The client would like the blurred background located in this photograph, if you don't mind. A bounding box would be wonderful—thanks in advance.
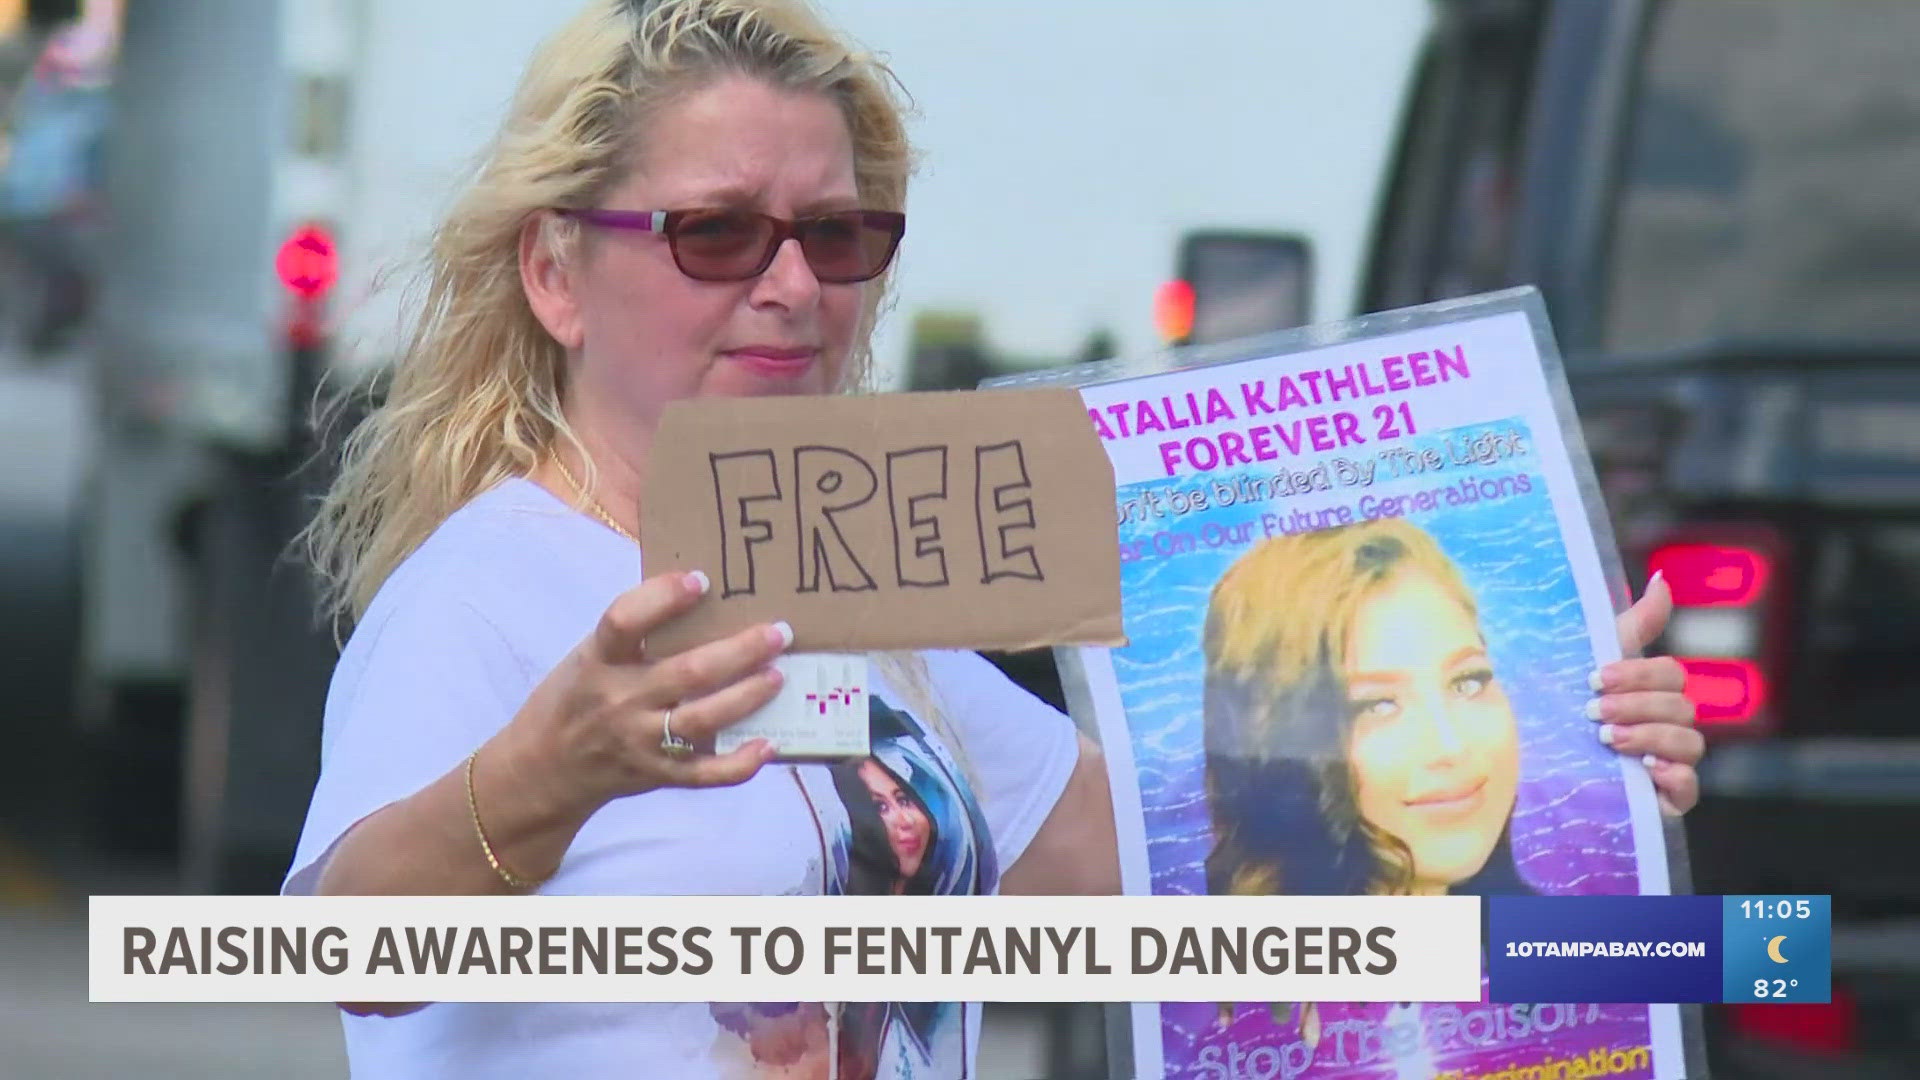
[1,0,1917,1076]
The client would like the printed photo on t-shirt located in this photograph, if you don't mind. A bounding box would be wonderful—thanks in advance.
[707,693,998,1080]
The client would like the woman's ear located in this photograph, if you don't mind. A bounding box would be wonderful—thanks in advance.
[520,212,586,350]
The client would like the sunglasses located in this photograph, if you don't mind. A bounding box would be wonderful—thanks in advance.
[557,206,907,283]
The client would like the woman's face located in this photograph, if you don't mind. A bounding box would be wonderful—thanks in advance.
[1342,568,1521,892]
[858,759,930,881]
[545,75,866,438]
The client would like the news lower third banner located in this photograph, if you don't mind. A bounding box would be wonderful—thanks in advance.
[93,895,1477,1004]
[89,894,1828,1005]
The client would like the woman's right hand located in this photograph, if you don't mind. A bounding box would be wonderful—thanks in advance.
[500,568,792,818]
[329,570,786,1017]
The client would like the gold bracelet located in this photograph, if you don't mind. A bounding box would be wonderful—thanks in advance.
[464,749,543,891]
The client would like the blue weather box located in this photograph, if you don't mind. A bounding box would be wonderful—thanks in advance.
[1109,415,1645,902]
[1724,895,1831,1004]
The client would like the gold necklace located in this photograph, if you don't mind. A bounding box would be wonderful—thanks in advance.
[552,455,639,545]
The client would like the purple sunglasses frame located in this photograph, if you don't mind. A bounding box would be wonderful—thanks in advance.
[555,207,907,283]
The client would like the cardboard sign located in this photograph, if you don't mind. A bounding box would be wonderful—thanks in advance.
[638,388,1125,655]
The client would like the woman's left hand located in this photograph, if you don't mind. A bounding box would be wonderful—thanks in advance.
[1591,572,1706,815]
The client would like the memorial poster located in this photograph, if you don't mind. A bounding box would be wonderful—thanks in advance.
[999,290,1690,1080]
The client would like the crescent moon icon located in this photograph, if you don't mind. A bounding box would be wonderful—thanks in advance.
[1767,935,1789,964]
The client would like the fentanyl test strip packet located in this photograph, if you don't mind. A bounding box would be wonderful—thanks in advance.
[715,653,870,760]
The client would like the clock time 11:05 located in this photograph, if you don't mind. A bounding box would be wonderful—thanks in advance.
[1741,899,1813,919]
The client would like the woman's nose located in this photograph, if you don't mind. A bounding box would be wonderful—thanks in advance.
[750,237,822,308]
[1411,698,1468,758]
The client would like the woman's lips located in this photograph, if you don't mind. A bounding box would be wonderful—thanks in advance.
[896,831,924,856]
[724,347,818,378]
[1405,776,1488,814]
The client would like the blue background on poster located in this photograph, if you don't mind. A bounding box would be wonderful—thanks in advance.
[1107,416,1661,1074]
[1111,416,1640,901]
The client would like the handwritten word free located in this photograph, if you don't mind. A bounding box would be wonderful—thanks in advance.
[709,442,1045,598]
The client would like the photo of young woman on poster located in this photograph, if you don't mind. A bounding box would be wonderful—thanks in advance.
[709,695,991,1078]
[831,752,941,896]
[1199,515,1585,1057]
[1200,516,1541,900]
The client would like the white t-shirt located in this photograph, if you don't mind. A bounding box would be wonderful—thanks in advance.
[283,477,1083,1079]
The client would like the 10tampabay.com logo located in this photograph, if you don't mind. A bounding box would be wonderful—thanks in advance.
[1485,895,1829,1004]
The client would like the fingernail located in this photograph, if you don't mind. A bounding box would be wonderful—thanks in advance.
[1598,723,1617,746]
[755,739,780,759]
[686,570,711,596]
[1585,698,1606,722]
[769,620,794,649]
[1588,669,1606,693]
[1642,753,1660,770]
[1648,569,1666,591]
[764,664,785,686]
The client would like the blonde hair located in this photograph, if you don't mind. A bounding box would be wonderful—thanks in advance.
[1205,518,1478,700]
[299,1,979,787]
[1201,518,1481,896]
[302,0,913,628]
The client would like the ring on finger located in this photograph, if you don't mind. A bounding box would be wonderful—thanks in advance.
[660,707,695,759]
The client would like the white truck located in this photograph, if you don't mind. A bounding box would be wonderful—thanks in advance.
[76,0,582,892]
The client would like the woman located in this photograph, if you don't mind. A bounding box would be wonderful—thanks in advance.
[832,752,939,896]
[282,1,1696,1076]
[1199,517,1700,1054]
[286,2,1113,1076]
[820,704,980,1076]
[1201,516,1697,899]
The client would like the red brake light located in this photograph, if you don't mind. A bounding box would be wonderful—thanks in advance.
[1727,986,1859,1055]
[1647,528,1789,735]
[1649,544,1772,606]
[1155,279,1195,344]
[276,223,339,301]
[1679,658,1768,724]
